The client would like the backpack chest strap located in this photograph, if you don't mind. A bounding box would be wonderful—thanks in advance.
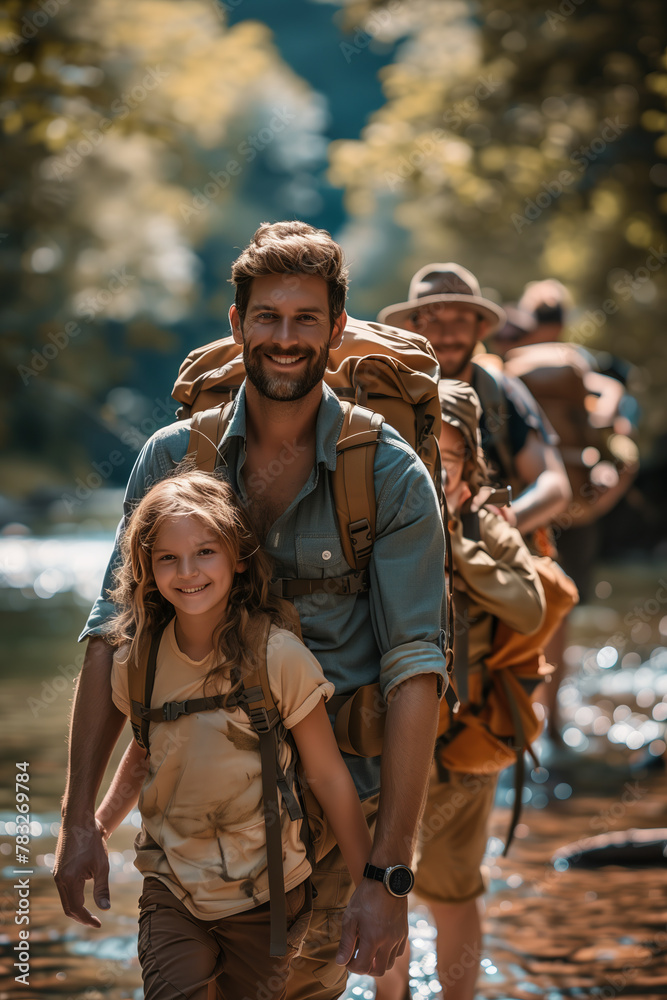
[269,570,369,599]
[131,692,239,724]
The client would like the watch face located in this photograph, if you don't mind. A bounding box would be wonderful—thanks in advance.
[387,866,414,896]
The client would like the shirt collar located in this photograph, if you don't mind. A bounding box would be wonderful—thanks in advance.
[316,382,345,471]
[219,379,344,472]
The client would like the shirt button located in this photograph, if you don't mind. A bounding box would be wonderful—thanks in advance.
[322,550,332,561]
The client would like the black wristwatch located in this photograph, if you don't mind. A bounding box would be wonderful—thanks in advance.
[363,862,414,897]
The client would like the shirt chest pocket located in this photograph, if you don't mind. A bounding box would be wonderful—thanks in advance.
[295,533,349,580]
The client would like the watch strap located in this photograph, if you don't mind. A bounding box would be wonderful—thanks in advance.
[363,862,386,883]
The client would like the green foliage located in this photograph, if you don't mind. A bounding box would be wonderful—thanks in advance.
[330,0,667,444]
[0,0,310,494]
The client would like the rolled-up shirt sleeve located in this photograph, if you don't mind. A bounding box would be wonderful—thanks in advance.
[369,430,448,702]
[78,422,191,641]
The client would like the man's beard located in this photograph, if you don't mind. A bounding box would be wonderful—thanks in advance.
[437,343,476,380]
[243,341,331,401]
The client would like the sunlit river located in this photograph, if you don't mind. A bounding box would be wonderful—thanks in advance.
[1,527,666,999]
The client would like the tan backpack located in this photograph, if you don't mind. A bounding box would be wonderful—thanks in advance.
[172,316,443,513]
[502,342,635,527]
[172,316,454,667]
[128,611,332,958]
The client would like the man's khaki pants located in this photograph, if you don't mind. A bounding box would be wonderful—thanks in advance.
[285,794,380,1000]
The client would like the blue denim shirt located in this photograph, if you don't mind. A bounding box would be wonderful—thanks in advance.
[81,382,448,800]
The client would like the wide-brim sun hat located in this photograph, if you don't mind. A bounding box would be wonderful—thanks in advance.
[378,262,506,334]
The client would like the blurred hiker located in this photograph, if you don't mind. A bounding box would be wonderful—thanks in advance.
[375,381,547,1000]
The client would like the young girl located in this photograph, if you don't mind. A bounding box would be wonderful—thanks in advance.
[95,468,372,1000]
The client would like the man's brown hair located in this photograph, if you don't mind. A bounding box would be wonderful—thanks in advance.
[230,220,349,327]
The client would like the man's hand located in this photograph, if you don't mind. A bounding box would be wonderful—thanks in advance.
[53,635,125,926]
[336,879,408,976]
[53,815,110,928]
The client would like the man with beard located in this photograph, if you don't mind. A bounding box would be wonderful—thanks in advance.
[375,264,571,1000]
[54,222,448,1000]
[378,263,571,539]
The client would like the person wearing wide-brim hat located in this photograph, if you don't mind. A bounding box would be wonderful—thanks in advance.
[378,260,571,550]
[378,263,506,381]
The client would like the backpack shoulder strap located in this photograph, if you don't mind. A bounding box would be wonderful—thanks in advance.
[472,363,514,484]
[332,402,384,571]
[238,613,280,732]
[450,509,481,709]
[128,624,169,754]
[185,400,235,472]
[238,613,298,958]
[237,618,302,824]
[185,399,379,599]
[131,611,299,957]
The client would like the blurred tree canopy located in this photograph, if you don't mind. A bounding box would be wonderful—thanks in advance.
[3,0,666,506]
[1,0,321,498]
[330,0,667,446]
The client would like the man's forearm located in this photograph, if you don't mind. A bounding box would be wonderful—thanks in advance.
[61,637,126,823]
[370,672,439,866]
[514,469,571,535]
[96,738,148,837]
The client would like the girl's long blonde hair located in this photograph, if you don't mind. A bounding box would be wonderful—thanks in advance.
[107,465,299,696]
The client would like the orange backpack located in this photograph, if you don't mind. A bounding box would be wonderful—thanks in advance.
[436,512,579,852]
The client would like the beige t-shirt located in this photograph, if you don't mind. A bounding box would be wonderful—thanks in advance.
[111,620,334,920]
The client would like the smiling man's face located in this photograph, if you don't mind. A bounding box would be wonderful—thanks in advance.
[404,302,488,381]
[230,273,345,402]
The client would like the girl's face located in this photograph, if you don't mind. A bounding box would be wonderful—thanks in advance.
[439,421,471,511]
[151,515,244,622]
